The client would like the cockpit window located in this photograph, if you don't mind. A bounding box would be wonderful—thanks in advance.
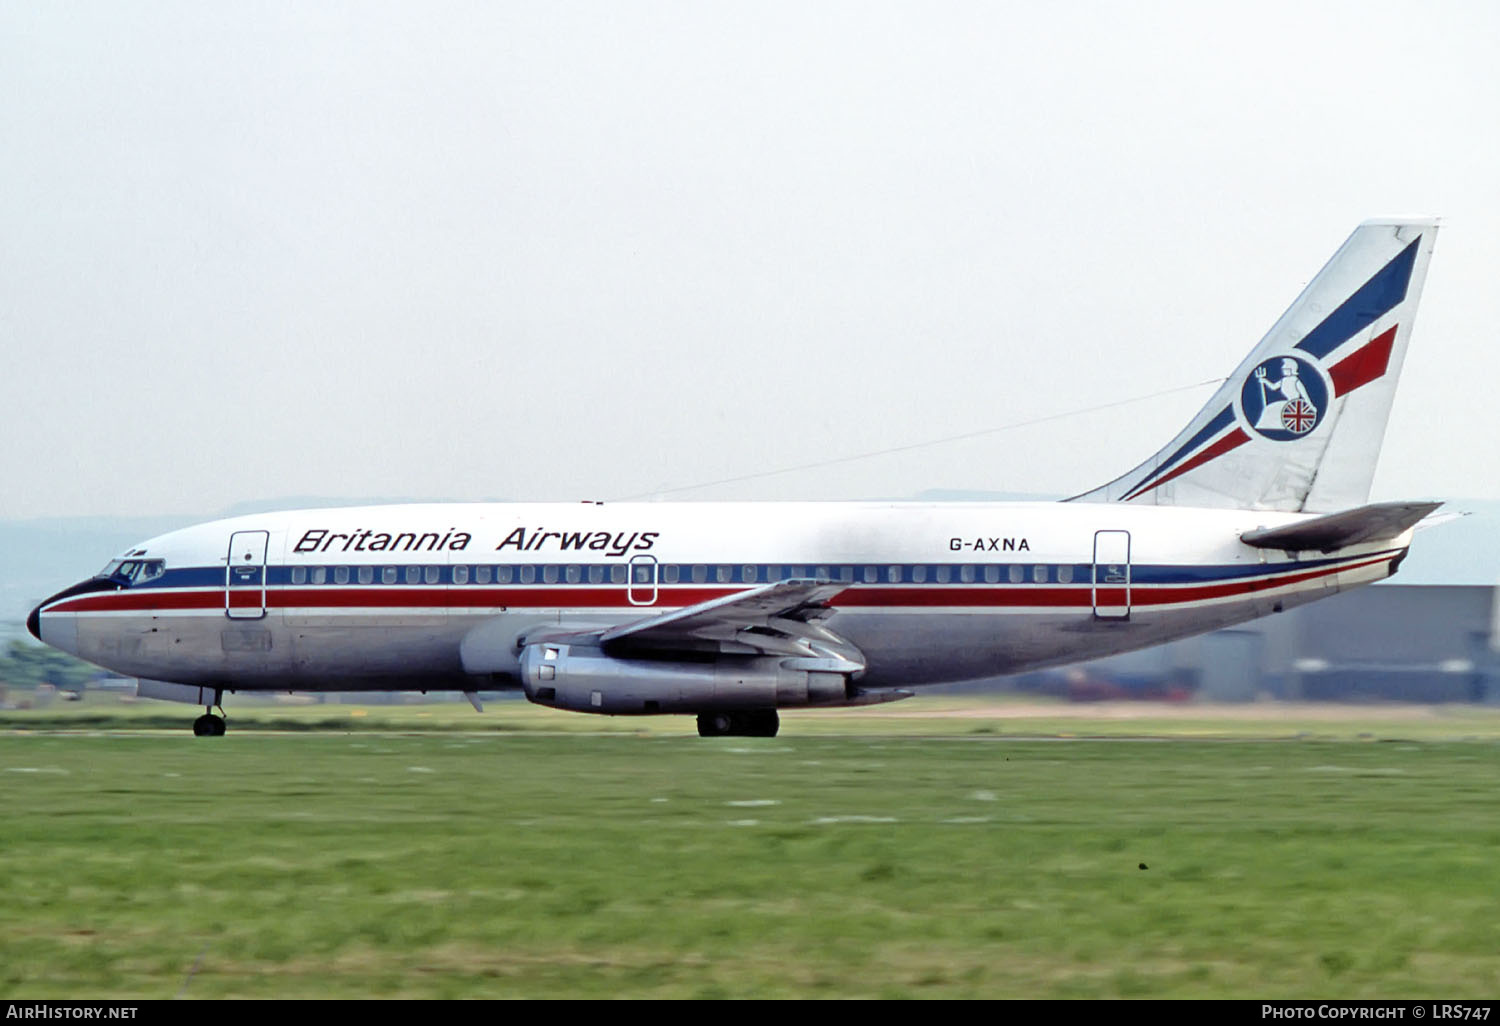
[97,559,166,584]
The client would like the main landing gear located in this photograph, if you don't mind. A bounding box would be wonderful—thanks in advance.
[697,710,780,738]
[192,691,227,736]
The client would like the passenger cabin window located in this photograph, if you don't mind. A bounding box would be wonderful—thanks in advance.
[291,567,307,585]
[588,565,603,584]
[358,566,373,585]
[887,566,900,584]
[744,565,758,583]
[610,565,626,584]
[692,565,707,583]
[960,565,975,583]
[475,566,491,585]
[383,567,397,584]
[863,566,878,584]
[1008,565,1023,584]
[334,566,350,585]
[913,566,928,583]
[453,565,469,585]
[498,566,513,584]
[935,566,951,583]
[984,566,1000,584]
[716,566,731,583]
[542,566,558,584]
[405,566,420,585]
[312,567,327,585]
[663,565,680,584]
[1033,565,1048,584]
[566,565,581,584]
[1058,565,1074,584]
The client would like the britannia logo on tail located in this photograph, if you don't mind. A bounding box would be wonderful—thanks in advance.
[1239,355,1329,441]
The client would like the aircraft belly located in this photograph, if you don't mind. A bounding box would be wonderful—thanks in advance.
[75,614,294,687]
[287,621,468,682]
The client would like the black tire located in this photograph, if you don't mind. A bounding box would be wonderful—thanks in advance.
[697,712,735,737]
[192,715,212,737]
[746,710,780,737]
[210,714,226,736]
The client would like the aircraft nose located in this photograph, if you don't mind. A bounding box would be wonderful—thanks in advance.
[27,580,98,655]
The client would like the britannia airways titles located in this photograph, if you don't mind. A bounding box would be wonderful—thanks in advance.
[293,526,1029,559]
[292,526,660,558]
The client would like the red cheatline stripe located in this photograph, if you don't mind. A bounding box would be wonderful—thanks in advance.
[1123,428,1252,501]
[1328,324,1397,396]
[51,590,227,613]
[1133,551,1392,606]
[47,552,1397,615]
[833,551,1393,608]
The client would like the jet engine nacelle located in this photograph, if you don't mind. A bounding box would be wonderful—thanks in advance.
[519,643,850,715]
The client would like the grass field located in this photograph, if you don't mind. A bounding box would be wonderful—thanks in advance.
[4,698,1500,998]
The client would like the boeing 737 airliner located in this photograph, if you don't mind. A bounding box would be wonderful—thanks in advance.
[29,220,1441,736]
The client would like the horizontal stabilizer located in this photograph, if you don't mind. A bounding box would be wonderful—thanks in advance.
[1240,500,1442,553]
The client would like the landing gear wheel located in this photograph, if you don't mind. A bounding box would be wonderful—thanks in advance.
[697,712,735,737]
[192,713,226,737]
[745,710,780,738]
[696,710,779,738]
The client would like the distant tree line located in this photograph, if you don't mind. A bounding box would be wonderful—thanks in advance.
[0,641,99,691]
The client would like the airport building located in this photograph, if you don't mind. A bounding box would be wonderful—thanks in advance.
[994,583,1500,704]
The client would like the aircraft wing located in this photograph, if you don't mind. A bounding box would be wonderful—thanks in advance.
[601,578,843,645]
[513,578,864,670]
[1240,500,1443,553]
[599,578,862,664]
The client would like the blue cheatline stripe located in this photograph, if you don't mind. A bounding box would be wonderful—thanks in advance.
[132,550,1383,593]
[1127,405,1236,493]
[1296,236,1420,359]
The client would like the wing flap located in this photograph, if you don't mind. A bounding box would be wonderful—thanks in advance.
[1240,500,1442,553]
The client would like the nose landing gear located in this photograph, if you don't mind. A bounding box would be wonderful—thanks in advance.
[192,691,227,736]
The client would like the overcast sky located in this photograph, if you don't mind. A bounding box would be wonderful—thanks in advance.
[2,1,1497,520]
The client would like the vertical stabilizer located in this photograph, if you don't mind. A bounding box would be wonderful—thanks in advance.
[1070,220,1437,512]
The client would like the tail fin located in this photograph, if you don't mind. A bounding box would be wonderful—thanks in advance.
[1070,219,1437,512]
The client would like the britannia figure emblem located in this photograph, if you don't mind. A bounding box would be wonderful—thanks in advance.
[1239,355,1328,440]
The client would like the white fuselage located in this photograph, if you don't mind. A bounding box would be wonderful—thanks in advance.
[32,500,1409,695]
